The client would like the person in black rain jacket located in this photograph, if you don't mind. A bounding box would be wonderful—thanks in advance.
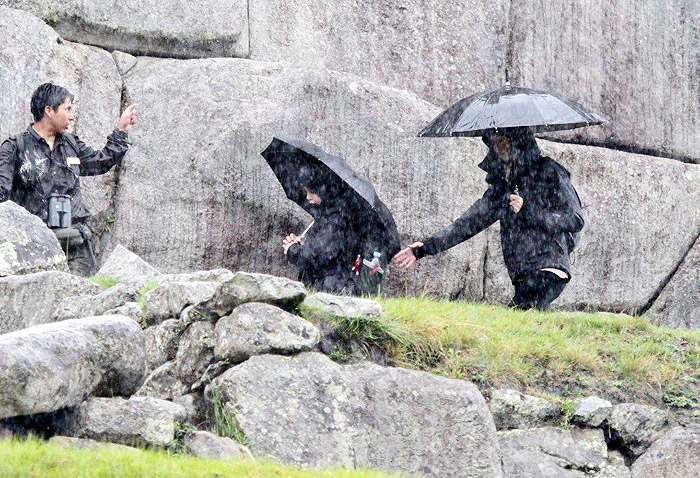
[0,83,137,275]
[283,176,362,295]
[392,127,584,310]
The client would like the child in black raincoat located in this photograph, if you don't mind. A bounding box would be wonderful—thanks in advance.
[392,127,584,310]
[282,176,363,295]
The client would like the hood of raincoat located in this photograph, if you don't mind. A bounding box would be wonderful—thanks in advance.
[478,127,542,185]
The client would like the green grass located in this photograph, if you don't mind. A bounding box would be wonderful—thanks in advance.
[137,279,160,317]
[0,437,399,478]
[302,297,700,407]
[88,275,119,290]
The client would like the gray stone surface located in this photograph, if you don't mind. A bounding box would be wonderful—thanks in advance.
[509,0,700,162]
[206,352,502,477]
[0,6,123,234]
[159,269,235,285]
[134,361,189,401]
[0,271,101,334]
[183,431,253,460]
[0,201,67,276]
[607,403,671,459]
[53,283,138,320]
[175,321,216,385]
[111,50,137,76]
[104,301,141,322]
[248,0,508,107]
[97,245,161,290]
[484,142,700,311]
[144,319,183,372]
[631,427,700,478]
[173,393,207,426]
[59,396,186,448]
[0,0,249,59]
[142,281,218,325]
[489,389,561,430]
[646,235,700,328]
[0,315,145,418]
[573,396,613,428]
[303,293,382,319]
[214,302,320,363]
[198,272,307,317]
[499,427,622,478]
[110,58,490,301]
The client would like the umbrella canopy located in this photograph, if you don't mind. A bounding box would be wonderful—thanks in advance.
[260,137,401,258]
[418,83,607,137]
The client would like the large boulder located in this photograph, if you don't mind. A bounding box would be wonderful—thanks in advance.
[197,272,307,317]
[0,0,248,59]
[134,361,189,401]
[183,431,253,460]
[206,352,502,477]
[144,319,183,372]
[0,6,123,234]
[0,315,145,418]
[484,142,700,311]
[58,396,186,448]
[52,283,138,321]
[606,403,671,459]
[0,271,101,334]
[302,292,382,319]
[489,389,561,430]
[646,235,700,328]
[508,0,700,162]
[142,281,218,325]
[110,57,491,301]
[214,302,320,363]
[248,0,508,106]
[175,321,216,385]
[631,427,700,478]
[0,201,67,276]
[97,244,161,290]
[499,427,629,478]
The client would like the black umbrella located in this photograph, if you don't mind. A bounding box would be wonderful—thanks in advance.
[418,83,607,137]
[260,137,402,259]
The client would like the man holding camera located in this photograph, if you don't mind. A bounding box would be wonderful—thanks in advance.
[0,83,138,276]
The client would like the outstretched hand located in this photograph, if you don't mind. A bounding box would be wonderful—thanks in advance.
[118,104,138,132]
[391,242,423,270]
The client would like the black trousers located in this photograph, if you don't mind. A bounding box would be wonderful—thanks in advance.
[510,270,568,311]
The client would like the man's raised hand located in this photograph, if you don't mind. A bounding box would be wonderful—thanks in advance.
[118,104,138,132]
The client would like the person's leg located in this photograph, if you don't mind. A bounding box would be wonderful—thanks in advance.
[534,272,568,310]
[510,274,540,310]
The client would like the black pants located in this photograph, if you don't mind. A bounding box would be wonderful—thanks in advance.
[53,224,97,277]
[510,270,568,311]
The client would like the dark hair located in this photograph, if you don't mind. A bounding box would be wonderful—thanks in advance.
[30,83,74,122]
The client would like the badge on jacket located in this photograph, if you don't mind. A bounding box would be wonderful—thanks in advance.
[67,157,81,165]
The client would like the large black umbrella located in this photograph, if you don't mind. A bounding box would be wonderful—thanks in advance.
[419,83,607,137]
[260,137,402,260]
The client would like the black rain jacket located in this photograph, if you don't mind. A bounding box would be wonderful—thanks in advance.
[0,125,129,224]
[415,128,584,283]
[287,200,362,295]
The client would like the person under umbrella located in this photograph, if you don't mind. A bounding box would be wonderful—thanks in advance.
[262,137,401,296]
[282,170,363,294]
[392,126,584,310]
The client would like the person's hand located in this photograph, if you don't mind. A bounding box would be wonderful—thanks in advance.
[283,233,302,255]
[391,242,423,270]
[509,194,523,214]
[117,104,138,132]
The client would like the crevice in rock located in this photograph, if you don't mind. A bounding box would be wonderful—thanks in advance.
[541,136,700,166]
[637,225,700,316]
[503,0,515,85]
[481,235,489,302]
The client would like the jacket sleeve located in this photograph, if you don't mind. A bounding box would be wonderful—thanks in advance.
[0,137,17,202]
[287,221,347,270]
[519,164,584,234]
[415,185,503,259]
[73,129,130,176]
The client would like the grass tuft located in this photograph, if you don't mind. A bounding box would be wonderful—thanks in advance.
[88,274,118,290]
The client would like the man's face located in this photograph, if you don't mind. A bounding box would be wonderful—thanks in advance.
[47,98,74,134]
[492,135,512,163]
